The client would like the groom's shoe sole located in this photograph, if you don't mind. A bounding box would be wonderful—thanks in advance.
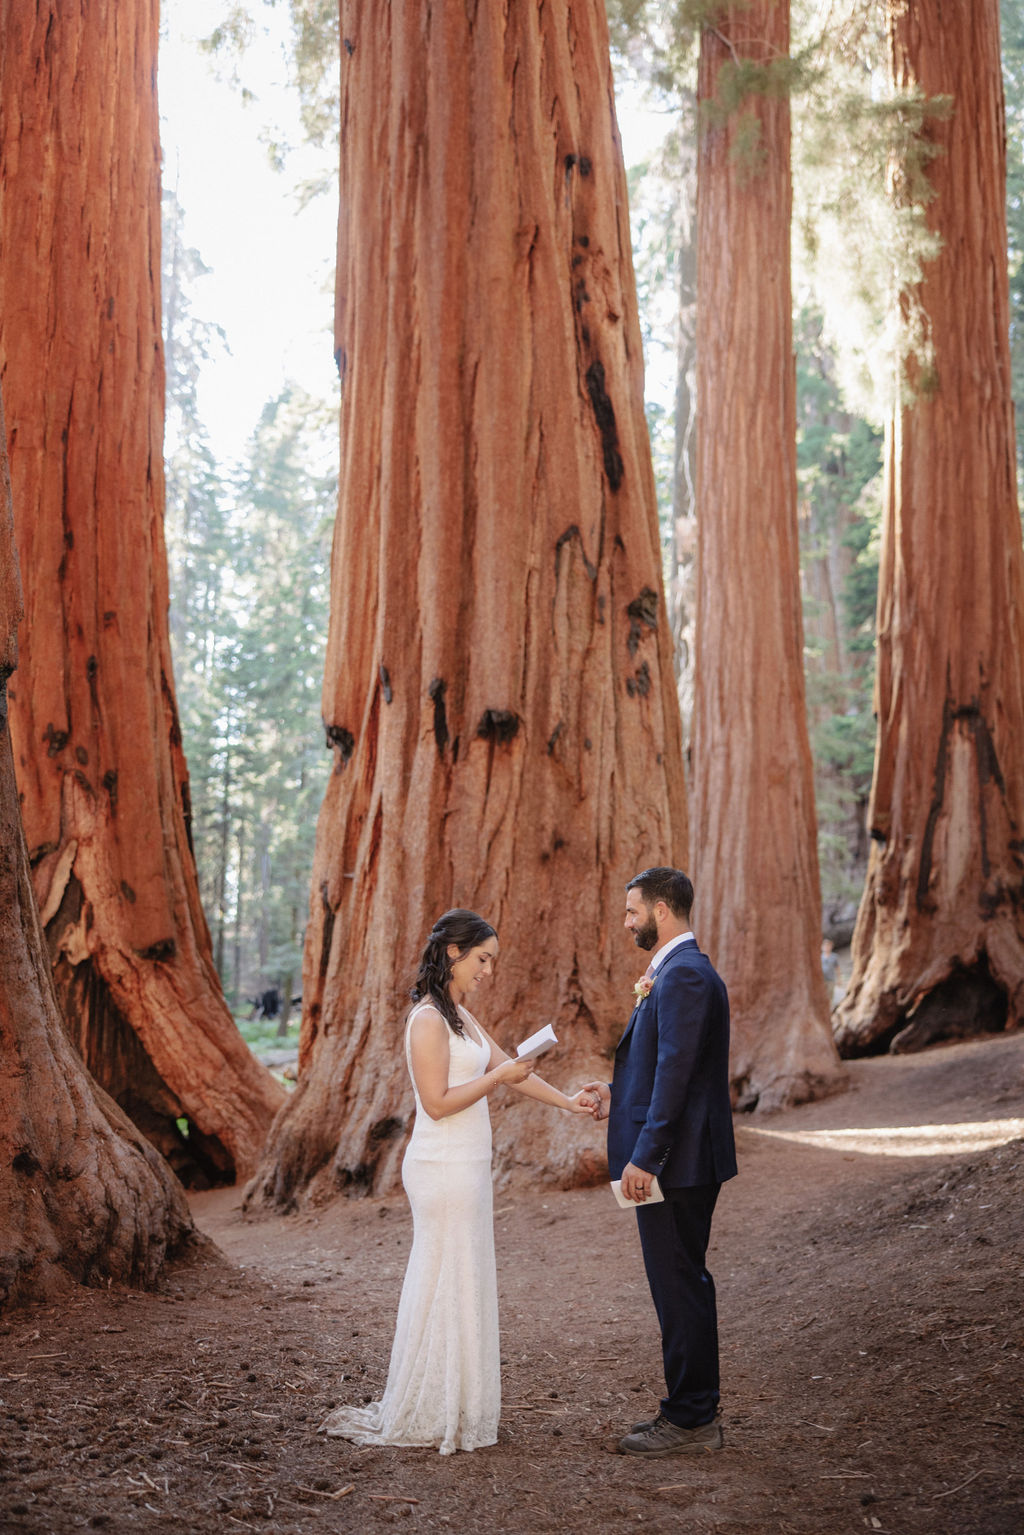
[629,1415,720,1436]
[618,1418,723,1456]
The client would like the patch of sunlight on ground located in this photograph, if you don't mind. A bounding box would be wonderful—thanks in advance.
[741,1119,1024,1157]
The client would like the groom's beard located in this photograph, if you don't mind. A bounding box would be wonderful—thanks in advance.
[632,915,658,951]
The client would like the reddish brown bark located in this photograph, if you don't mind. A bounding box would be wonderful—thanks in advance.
[0,385,196,1310]
[690,4,841,1110]
[836,0,1024,1054]
[249,0,688,1205]
[0,0,284,1181]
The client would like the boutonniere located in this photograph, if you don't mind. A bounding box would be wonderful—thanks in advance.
[633,974,654,1003]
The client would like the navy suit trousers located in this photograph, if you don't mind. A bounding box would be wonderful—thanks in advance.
[635,1182,721,1427]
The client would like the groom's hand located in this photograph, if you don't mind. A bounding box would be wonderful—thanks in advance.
[567,1089,600,1115]
[581,1081,611,1121]
[620,1161,653,1202]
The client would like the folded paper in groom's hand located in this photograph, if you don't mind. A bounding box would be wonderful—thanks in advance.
[515,1023,557,1061]
[610,1175,666,1209]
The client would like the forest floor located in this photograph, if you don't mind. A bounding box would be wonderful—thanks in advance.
[2,1032,1023,1535]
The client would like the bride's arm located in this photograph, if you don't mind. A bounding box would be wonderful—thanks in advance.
[408,1007,535,1121]
[475,1024,597,1114]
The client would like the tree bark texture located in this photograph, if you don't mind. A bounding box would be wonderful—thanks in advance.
[691,4,841,1110]
[0,0,284,1181]
[0,385,196,1310]
[670,94,699,740]
[250,0,688,1205]
[835,0,1024,1054]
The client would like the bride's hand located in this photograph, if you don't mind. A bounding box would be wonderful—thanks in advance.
[494,1057,537,1086]
[580,1081,611,1121]
[567,1088,600,1115]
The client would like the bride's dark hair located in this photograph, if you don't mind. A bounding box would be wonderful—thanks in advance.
[411,908,497,1037]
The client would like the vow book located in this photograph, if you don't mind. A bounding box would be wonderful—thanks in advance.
[515,1023,558,1061]
[610,1175,665,1210]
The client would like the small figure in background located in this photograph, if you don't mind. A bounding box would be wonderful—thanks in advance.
[821,938,840,1005]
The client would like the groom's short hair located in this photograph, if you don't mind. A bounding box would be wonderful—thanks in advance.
[627,867,694,919]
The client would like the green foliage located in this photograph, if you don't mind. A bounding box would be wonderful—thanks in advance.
[796,309,881,918]
[611,2,951,396]
[236,1010,294,1055]
[163,188,336,1006]
[285,0,339,151]
[199,0,339,198]
[626,145,688,539]
[791,1,951,421]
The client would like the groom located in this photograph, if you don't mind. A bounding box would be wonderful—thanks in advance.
[586,867,736,1457]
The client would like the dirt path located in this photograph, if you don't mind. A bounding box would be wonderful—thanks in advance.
[2,1032,1022,1534]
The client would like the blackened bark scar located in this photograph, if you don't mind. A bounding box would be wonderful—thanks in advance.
[428,677,449,756]
[626,588,659,656]
[585,360,624,491]
[318,882,336,988]
[324,723,355,763]
[44,723,69,757]
[379,664,393,704]
[626,661,651,698]
[137,937,176,963]
[476,709,520,744]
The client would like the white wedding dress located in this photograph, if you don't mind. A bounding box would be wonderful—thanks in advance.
[319,1003,500,1454]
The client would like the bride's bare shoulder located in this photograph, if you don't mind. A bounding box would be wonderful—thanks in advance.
[407,1001,447,1037]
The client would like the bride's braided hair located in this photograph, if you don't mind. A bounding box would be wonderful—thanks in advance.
[411,909,497,1037]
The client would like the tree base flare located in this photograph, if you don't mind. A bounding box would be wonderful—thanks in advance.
[836,955,1015,1059]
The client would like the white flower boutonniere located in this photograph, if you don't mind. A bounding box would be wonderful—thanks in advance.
[633,974,654,1003]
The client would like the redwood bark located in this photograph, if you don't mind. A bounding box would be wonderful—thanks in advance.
[0,0,284,1181]
[690,4,841,1110]
[835,1,1024,1054]
[250,0,688,1205]
[0,386,196,1310]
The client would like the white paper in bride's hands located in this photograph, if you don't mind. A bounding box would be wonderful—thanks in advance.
[515,1024,558,1061]
[611,1175,666,1209]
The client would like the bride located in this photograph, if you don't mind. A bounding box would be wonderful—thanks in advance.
[319,908,596,1454]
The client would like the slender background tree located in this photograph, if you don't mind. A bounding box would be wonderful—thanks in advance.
[689,1,841,1108]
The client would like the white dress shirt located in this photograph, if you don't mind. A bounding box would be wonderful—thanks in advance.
[648,931,695,974]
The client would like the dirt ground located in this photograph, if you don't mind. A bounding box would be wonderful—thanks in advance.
[1,1031,1023,1535]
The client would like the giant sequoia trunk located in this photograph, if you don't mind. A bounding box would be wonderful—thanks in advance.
[0,388,196,1310]
[0,0,284,1181]
[250,0,688,1205]
[690,4,841,1110]
[835,0,1024,1054]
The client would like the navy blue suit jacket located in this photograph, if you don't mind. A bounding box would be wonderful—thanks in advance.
[607,939,737,1188]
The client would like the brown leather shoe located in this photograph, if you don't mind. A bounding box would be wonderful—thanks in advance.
[618,1413,723,1456]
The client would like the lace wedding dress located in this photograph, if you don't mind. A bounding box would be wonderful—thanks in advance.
[319,1002,500,1455]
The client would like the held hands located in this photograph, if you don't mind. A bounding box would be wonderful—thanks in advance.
[580,1081,611,1122]
[566,1088,600,1116]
